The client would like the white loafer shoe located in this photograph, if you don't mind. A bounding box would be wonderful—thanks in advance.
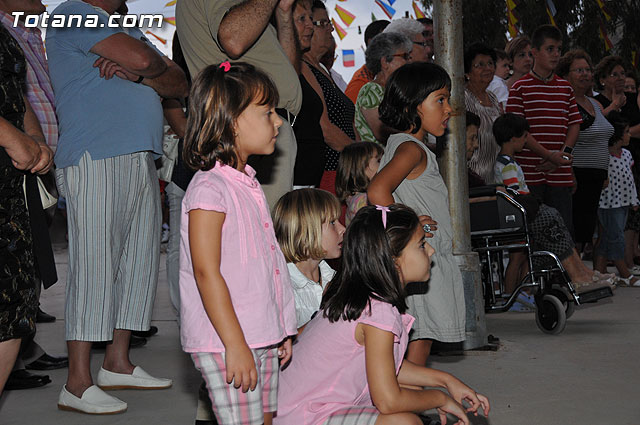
[58,385,127,414]
[97,366,172,390]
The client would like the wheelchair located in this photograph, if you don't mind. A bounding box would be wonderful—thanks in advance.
[469,186,613,334]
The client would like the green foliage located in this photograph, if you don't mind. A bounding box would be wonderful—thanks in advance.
[420,0,640,74]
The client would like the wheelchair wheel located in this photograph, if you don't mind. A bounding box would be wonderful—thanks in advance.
[550,288,575,319]
[535,294,566,334]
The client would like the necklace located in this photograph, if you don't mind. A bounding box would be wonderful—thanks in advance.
[531,69,554,82]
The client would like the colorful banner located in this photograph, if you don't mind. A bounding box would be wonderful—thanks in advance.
[343,49,355,67]
[335,4,356,27]
[145,30,167,45]
[595,0,612,21]
[163,17,175,26]
[332,18,348,40]
[506,0,519,38]
[598,19,613,51]
[375,0,396,20]
[412,1,426,19]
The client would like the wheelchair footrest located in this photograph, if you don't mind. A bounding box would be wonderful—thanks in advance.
[575,286,613,304]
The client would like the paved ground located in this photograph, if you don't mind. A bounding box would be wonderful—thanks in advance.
[1,223,639,424]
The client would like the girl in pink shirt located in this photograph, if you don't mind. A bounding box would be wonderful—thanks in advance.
[274,205,490,425]
[179,62,298,425]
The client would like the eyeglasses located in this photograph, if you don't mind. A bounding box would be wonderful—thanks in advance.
[609,71,626,79]
[390,52,411,61]
[570,67,592,75]
[472,60,495,69]
[312,19,333,29]
[413,41,429,48]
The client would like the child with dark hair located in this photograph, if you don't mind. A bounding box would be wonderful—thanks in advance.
[506,24,580,232]
[368,62,465,366]
[493,114,614,296]
[180,62,297,425]
[335,142,384,225]
[275,205,489,425]
[595,112,640,286]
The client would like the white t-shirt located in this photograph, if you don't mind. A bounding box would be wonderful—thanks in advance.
[286,261,336,328]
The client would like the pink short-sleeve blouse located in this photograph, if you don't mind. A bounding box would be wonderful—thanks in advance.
[179,163,298,352]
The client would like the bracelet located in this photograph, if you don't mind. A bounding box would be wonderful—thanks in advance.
[135,75,144,84]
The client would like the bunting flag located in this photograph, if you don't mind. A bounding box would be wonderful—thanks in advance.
[334,4,356,27]
[595,0,612,21]
[342,49,355,67]
[412,1,426,19]
[163,17,176,26]
[371,12,377,22]
[598,19,613,51]
[145,31,167,45]
[332,18,348,40]
[388,0,396,4]
[506,0,519,38]
[545,4,556,26]
[632,50,639,69]
[164,0,176,6]
[374,0,396,20]
[546,0,557,16]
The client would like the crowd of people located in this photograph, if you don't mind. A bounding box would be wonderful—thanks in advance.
[1,0,639,424]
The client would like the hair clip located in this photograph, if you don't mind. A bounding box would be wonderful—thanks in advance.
[219,61,231,72]
[375,205,390,229]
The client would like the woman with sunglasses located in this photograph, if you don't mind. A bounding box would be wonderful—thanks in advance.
[354,32,412,146]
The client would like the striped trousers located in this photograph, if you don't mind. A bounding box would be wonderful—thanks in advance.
[56,151,160,341]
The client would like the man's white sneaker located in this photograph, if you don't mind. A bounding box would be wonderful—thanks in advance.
[97,366,172,390]
[58,385,127,414]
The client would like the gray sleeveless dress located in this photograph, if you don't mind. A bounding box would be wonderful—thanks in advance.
[379,133,465,342]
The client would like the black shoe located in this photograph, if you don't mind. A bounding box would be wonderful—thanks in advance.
[36,308,56,323]
[5,370,51,390]
[92,334,147,350]
[25,353,69,370]
[132,325,158,338]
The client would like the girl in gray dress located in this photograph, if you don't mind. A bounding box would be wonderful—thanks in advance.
[368,62,466,366]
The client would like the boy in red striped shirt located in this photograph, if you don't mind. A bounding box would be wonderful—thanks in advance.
[506,24,580,232]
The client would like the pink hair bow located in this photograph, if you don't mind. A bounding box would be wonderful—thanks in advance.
[375,205,390,229]
[219,61,231,72]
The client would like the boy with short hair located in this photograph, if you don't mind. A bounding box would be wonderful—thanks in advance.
[506,24,582,233]
[493,113,533,193]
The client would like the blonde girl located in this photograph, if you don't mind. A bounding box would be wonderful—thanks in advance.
[274,188,345,330]
[180,62,297,425]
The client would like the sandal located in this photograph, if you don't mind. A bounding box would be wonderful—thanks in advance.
[616,275,640,287]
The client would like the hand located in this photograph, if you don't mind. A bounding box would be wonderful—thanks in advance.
[537,151,571,171]
[6,138,40,171]
[278,338,292,367]
[225,343,258,393]
[31,143,54,174]
[446,378,490,417]
[436,394,469,425]
[419,215,438,238]
[633,205,639,212]
[612,92,627,110]
[93,57,139,82]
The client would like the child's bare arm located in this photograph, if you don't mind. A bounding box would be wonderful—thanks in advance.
[189,209,257,393]
[398,360,490,417]
[368,141,424,206]
[361,324,468,423]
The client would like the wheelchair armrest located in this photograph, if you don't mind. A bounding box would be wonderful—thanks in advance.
[469,184,504,198]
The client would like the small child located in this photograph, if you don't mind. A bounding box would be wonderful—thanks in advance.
[595,112,640,286]
[335,142,384,225]
[179,62,297,425]
[273,189,345,330]
[368,62,465,366]
[274,205,490,425]
[493,113,613,293]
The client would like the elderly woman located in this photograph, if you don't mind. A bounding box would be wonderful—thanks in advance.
[354,32,412,145]
[383,18,430,63]
[557,50,613,251]
[505,36,533,89]
[464,42,503,183]
[0,24,53,394]
[302,0,357,194]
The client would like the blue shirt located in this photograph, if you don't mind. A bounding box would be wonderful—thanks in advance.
[46,0,164,168]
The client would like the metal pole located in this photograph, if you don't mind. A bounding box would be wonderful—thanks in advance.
[434,0,487,350]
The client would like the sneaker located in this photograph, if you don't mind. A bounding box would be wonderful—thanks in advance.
[516,292,536,309]
[508,300,535,312]
[629,265,640,276]
[161,224,170,244]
